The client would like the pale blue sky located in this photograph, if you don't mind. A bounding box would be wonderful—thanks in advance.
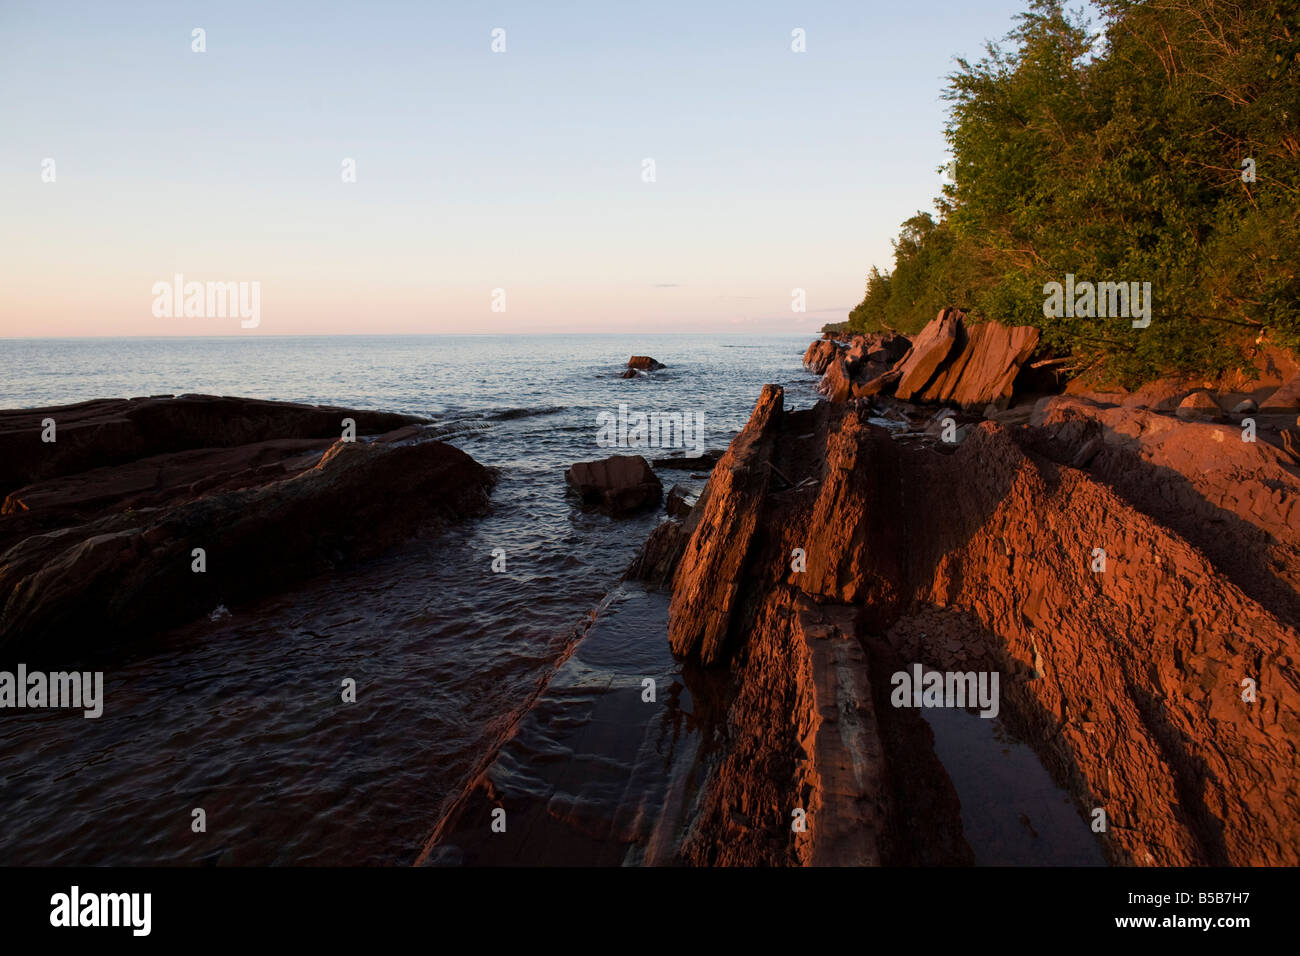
[0,0,1033,336]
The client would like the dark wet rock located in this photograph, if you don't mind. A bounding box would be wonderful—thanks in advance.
[0,432,495,653]
[666,484,697,517]
[565,454,662,515]
[627,518,692,588]
[0,394,424,497]
[650,450,724,470]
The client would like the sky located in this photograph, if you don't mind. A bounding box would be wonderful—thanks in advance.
[0,0,1031,337]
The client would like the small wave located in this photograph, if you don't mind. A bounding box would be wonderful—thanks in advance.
[425,420,494,439]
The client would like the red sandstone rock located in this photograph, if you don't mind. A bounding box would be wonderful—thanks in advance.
[811,311,1041,411]
[915,321,1040,409]
[1,438,332,528]
[1262,372,1300,410]
[893,308,963,401]
[816,355,853,403]
[667,385,783,665]
[657,383,1300,866]
[852,368,901,399]
[627,356,666,371]
[1176,389,1225,421]
[802,339,838,375]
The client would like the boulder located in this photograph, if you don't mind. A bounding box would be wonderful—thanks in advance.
[802,339,838,375]
[816,355,853,403]
[1176,390,1224,421]
[1261,372,1300,411]
[1231,398,1259,415]
[627,356,666,371]
[844,333,910,380]
[565,454,662,515]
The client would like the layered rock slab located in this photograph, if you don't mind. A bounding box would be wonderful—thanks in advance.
[656,385,1300,866]
[0,409,495,653]
[0,394,423,496]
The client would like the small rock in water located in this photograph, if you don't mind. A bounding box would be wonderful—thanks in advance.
[627,356,665,371]
[1231,398,1258,415]
[209,604,231,623]
[565,454,663,516]
[666,484,697,517]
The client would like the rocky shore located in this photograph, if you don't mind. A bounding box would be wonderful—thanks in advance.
[410,317,1299,866]
[0,395,496,655]
[622,315,1300,865]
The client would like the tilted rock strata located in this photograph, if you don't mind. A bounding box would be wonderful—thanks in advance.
[810,309,1042,410]
[658,385,1299,866]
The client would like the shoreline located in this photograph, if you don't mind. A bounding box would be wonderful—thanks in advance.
[418,320,1300,865]
[2,326,1298,866]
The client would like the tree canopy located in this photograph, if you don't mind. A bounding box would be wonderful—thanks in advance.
[843,0,1299,385]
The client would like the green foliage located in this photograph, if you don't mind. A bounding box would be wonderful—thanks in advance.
[845,0,1300,383]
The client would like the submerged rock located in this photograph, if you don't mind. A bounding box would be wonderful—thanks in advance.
[650,450,723,470]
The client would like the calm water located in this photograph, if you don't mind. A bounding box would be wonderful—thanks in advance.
[0,334,819,865]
